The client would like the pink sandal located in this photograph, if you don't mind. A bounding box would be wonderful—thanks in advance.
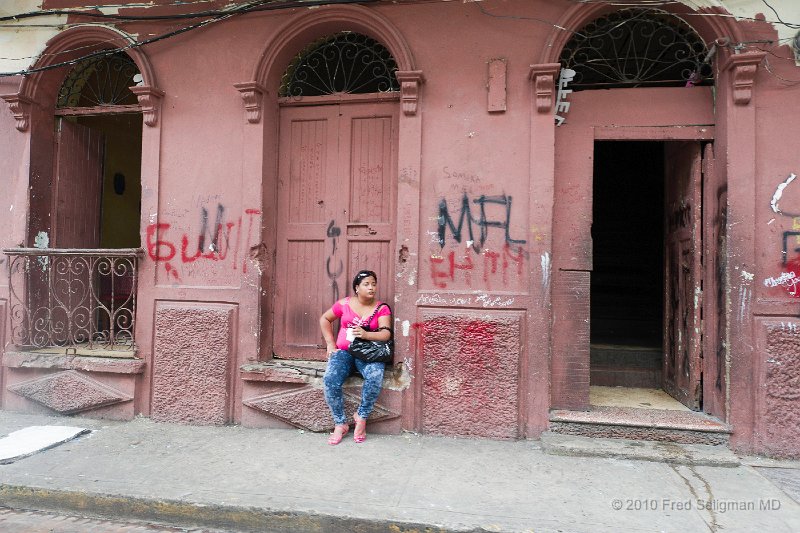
[327,424,349,446]
[353,413,367,443]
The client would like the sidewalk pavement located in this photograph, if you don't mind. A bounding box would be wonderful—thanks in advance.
[0,411,799,533]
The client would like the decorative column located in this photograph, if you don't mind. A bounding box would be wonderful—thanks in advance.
[529,63,560,114]
[719,50,765,451]
[527,63,589,420]
[724,51,767,106]
[1,94,33,132]
[234,82,266,124]
[395,70,424,116]
[394,69,425,432]
[130,86,165,127]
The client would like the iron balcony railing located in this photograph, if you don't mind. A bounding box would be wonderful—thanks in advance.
[4,248,142,353]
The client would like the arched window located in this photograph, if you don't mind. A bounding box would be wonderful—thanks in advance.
[57,51,140,108]
[279,32,400,97]
[560,8,713,90]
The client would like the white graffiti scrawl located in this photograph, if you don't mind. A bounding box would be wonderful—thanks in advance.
[764,271,800,296]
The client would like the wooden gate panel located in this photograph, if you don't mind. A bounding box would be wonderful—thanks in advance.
[48,119,105,345]
[274,108,341,360]
[54,119,104,248]
[341,104,397,304]
[348,114,394,223]
[702,144,726,418]
[663,142,702,410]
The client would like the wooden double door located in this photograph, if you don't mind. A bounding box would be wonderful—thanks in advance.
[273,100,398,360]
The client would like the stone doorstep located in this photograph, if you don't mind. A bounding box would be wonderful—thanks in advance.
[540,432,740,467]
[550,405,732,433]
[548,406,732,446]
[240,358,411,391]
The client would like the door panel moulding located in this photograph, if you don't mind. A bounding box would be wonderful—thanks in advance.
[594,126,715,141]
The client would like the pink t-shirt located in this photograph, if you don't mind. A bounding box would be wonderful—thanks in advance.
[331,297,391,350]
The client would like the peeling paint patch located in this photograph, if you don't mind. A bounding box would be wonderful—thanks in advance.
[34,231,48,249]
[541,252,551,292]
[402,320,410,337]
[33,230,49,268]
[741,270,754,282]
[770,173,797,215]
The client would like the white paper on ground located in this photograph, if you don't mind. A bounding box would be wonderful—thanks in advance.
[0,426,90,464]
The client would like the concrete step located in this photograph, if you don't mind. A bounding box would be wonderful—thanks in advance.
[549,405,732,446]
[540,432,740,467]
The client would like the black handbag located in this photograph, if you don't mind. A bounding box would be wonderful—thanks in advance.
[347,303,394,364]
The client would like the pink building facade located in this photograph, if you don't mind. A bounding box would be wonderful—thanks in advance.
[1,0,799,457]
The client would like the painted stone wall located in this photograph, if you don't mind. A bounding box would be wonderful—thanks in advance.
[1,0,800,454]
[751,39,800,455]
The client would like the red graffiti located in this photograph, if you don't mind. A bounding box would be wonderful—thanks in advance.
[146,208,261,278]
[430,244,525,289]
[146,223,175,262]
[164,262,181,282]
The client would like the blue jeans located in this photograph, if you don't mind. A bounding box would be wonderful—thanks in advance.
[323,349,385,425]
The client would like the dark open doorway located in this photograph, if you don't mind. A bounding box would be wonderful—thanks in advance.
[591,140,707,412]
[591,141,665,391]
[69,113,143,249]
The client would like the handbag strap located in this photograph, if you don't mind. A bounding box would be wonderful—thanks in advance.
[362,302,389,331]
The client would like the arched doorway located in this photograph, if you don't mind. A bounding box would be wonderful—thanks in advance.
[52,51,143,251]
[8,49,144,353]
[272,32,400,360]
[550,7,727,419]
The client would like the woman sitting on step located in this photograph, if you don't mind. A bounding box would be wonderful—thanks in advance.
[319,270,392,445]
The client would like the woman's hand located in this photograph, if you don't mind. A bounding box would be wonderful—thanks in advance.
[351,325,367,339]
[326,342,337,356]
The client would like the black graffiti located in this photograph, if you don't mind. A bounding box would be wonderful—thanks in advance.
[437,193,526,252]
[326,220,343,301]
[781,231,800,265]
[198,203,226,253]
[668,204,691,232]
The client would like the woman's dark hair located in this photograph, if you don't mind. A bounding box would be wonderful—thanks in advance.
[352,270,377,292]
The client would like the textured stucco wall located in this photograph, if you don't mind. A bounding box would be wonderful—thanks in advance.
[756,320,800,457]
[152,302,237,424]
[417,311,522,439]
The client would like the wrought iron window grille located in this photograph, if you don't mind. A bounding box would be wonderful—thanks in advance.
[279,32,400,98]
[57,52,140,108]
[560,8,714,90]
[4,248,142,354]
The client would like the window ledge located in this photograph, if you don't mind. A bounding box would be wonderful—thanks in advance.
[3,350,145,374]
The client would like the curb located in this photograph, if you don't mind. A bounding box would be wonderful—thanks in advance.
[0,485,488,533]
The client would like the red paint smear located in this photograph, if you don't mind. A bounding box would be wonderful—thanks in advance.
[783,257,800,298]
